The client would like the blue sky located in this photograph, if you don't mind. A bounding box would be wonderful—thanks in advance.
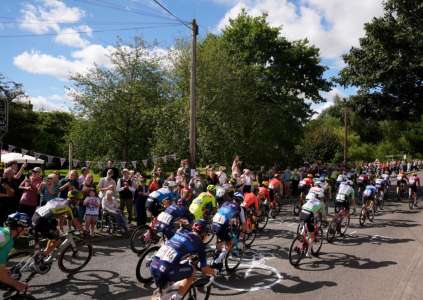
[0,0,384,112]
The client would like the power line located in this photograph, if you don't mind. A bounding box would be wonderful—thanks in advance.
[150,0,191,30]
[0,19,181,26]
[0,24,183,38]
[70,0,175,21]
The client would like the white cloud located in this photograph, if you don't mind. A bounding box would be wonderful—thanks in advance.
[217,0,384,59]
[54,26,91,48]
[16,94,71,112]
[13,44,171,80]
[311,86,345,115]
[19,0,84,34]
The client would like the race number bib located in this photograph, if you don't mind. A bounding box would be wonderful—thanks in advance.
[157,245,177,263]
[336,194,346,201]
[213,213,226,225]
[37,206,51,217]
[157,212,173,225]
[363,190,372,197]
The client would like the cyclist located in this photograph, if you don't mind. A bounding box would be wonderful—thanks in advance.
[269,174,283,202]
[146,181,179,217]
[335,180,356,218]
[382,171,390,188]
[375,176,386,208]
[150,220,215,300]
[211,193,245,270]
[32,198,82,258]
[241,190,261,218]
[155,199,194,240]
[0,213,30,293]
[396,172,408,199]
[299,174,314,205]
[189,185,218,221]
[408,172,420,207]
[299,194,326,258]
[362,183,378,214]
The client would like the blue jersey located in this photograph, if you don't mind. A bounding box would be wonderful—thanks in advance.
[147,188,179,205]
[363,185,377,197]
[154,228,207,268]
[213,201,240,226]
[156,204,193,228]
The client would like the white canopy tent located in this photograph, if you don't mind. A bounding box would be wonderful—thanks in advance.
[1,152,45,164]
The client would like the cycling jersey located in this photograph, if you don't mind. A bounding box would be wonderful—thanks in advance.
[397,175,408,186]
[302,198,324,214]
[336,183,354,203]
[408,176,420,186]
[212,201,241,226]
[0,227,13,266]
[148,188,179,205]
[258,187,270,200]
[189,192,217,220]
[299,178,314,188]
[155,204,193,239]
[150,228,207,289]
[382,174,390,182]
[375,178,385,189]
[242,192,259,211]
[34,198,73,219]
[269,178,282,189]
[363,185,377,198]
[336,174,346,183]
[306,186,324,200]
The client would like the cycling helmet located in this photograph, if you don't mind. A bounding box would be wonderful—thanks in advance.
[314,180,323,188]
[307,173,313,178]
[216,186,226,198]
[207,185,216,194]
[233,192,244,203]
[262,181,269,188]
[346,180,353,186]
[6,212,30,229]
[192,219,206,234]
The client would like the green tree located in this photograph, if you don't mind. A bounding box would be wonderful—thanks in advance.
[339,0,423,120]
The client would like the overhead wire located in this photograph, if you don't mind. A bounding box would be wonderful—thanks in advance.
[150,0,191,30]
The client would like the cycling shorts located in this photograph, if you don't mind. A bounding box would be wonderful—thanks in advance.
[146,199,161,217]
[150,257,193,289]
[299,210,315,232]
[155,222,176,240]
[32,213,60,240]
[409,184,418,193]
[335,201,350,212]
[212,223,231,242]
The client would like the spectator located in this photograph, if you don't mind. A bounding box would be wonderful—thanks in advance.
[78,167,89,186]
[216,166,228,186]
[98,169,117,199]
[18,167,43,218]
[81,173,95,198]
[206,167,219,185]
[102,190,128,232]
[0,167,18,226]
[149,176,160,192]
[38,173,59,205]
[152,166,164,187]
[189,171,205,198]
[134,174,149,227]
[240,169,253,193]
[177,159,190,184]
[59,170,81,199]
[231,155,241,179]
[7,161,26,203]
[117,169,136,223]
[83,188,100,237]
[290,168,300,197]
[101,160,119,182]
[283,167,292,197]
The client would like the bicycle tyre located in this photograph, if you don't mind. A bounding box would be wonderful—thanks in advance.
[368,205,375,222]
[130,226,153,254]
[379,196,384,210]
[311,227,323,256]
[135,245,160,283]
[224,242,244,273]
[326,221,337,243]
[340,215,350,235]
[409,197,414,210]
[181,277,212,300]
[257,212,269,231]
[58,240,93,273]
[288,235,306,267]
[203,223,215,245]
[359,208,366,226]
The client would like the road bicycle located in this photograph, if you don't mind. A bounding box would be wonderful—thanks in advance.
[327,205,350,243]
[397,182,407,201]
[256,201,270,231]
[289,220,323,267]
[376,188,385,210]
[243,209,258,247]
[359,198,375,226]
[408,186,418,210]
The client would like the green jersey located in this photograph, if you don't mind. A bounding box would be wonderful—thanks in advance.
[302,198,324,214]
[0,227,13,265]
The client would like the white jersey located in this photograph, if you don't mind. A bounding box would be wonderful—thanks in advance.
[336,183,354,202]
[306,186,324,200]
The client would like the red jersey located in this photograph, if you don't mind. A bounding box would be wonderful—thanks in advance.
[242,192,259,211]
[303,178,314,187]
[269,178,282,189]
[258,187,270,200]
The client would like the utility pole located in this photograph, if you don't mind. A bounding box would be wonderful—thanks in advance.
[189,19,198,171]
[68,142,73,172]
[343,99,348,167]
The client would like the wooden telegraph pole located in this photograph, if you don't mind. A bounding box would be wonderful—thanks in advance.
[343,98,349,167]
[189,19,198,170]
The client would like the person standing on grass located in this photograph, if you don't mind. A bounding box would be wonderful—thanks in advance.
[98,169,116,200]
[18,167,42,218]
[134,175,149,227]
[38,173,59,205]
[58,170,80,199]
[84,188,100,237]
[78,167,89,186]
[117,169,136,223]
[101,160,119,182]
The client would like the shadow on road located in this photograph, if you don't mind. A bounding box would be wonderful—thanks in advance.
[331,233,415,247]
[296,252,397,272]
[29,269,151,300]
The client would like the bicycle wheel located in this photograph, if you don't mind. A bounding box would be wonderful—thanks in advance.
[292,200,301,216]
[244,228,256,247]
[58,240,93,273]
[256,212,269,231]
[311,227,323,256]
[359,208,366,226]
[409,196,414,210]
[203,223,215,245]
[135,245,160,283]
[130,226,153,254]
[288,236,306,267]
[224,241,244,273]
[340,215,350,236]
[368,205,375,222]
[326,221,337,243]
[181,277,212,300]
[270,201,280,218]
[379,195,384,210]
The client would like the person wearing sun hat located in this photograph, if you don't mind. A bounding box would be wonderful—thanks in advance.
[18,167,43,218]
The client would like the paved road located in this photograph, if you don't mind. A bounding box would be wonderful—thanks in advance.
[12,195,422,300]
